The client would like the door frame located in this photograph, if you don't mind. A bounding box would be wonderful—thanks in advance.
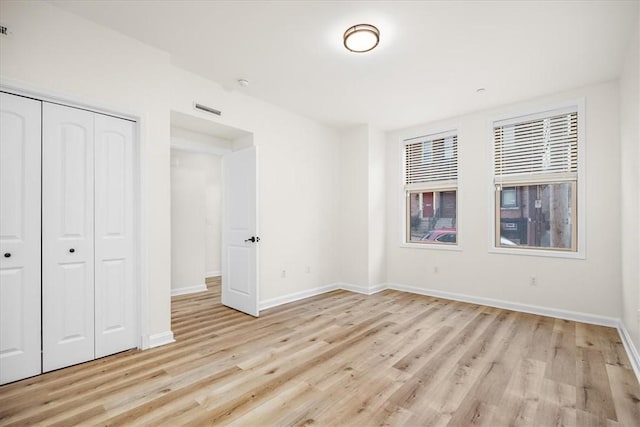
[0,80,146,350]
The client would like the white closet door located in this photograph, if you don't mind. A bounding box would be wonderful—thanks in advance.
[0,93,42,384]
[94,114,136,357]
[42,103,95,372]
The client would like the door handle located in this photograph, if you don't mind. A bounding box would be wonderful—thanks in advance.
[244,236,260,243]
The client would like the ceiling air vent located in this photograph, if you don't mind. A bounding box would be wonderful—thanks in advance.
[194,102,221,116]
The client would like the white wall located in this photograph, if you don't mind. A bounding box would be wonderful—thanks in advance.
[204,155,222,277]
[170,148,222,292]
[368,127,387,286]
[170,127,226,278]
[338,125,387,288]
[170,150,207,291]
[339,126,370,286]
[0,1,341,342]
[620,11,640,351]
[386,81,622,319]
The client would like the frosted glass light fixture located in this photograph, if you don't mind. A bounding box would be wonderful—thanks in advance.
[343,24,379,53]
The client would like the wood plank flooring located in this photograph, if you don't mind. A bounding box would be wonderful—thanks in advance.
[1,277,639,426]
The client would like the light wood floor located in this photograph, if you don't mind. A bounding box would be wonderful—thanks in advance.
[1,278,639,426]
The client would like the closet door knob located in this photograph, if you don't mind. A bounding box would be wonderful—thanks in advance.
[69,248,75,253]
[3,253,10,258]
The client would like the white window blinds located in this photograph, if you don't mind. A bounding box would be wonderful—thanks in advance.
[494,110,578,184]
[404,133,458,189]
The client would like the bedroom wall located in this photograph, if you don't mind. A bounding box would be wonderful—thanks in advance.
[338,125,370,286]
[368,127,387,286]
[170,150,207,293]
[0,1,341,343]
[170,148,222,294]
[204,154,223,278]
[337,125,387,289]
[170,127,227,278]
[385,81,622,320]
[620,10,640,351]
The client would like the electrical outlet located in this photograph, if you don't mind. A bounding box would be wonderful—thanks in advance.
[281,270,286,278]
[529,276,537,286]
[306,266,311,274]
[433,266,438,273]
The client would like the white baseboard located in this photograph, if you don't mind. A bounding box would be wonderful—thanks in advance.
[259,282,386,310]
[171,283,207,296]
[336,282,386,295]
[617,320,640,383]
[385,283,620,328]
[148,331,175,348]
[259,284,339,311]
[206,271,221,278]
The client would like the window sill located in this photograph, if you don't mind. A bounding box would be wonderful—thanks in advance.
[489,246,585,260]
[401,243,463,251]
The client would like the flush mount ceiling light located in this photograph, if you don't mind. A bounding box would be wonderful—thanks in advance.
[343,24,379,53]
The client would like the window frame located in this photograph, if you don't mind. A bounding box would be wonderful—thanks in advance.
[488,99,586,259]
[401,128,461,250]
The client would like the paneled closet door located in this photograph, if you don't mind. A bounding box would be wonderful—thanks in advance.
[0,93,42,384]
[94,114,137,357]
[42,103,95,372]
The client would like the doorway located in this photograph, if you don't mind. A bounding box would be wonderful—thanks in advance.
[169,111,258,319]
[170,148,222,295]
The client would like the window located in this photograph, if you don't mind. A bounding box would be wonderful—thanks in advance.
[404,131,458,245]
[493,107,579,252]
[501,187,517,208]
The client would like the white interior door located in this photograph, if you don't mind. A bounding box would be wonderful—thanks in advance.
[0,93,42,384]
[42,102,95,372]
[94,114,136,357]
[222,147,258,316]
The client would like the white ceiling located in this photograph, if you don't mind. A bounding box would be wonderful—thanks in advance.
[51,0,638,131]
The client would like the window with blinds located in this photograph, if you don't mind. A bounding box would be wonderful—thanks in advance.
[492,106,580,252]
[494,110,577,184]
[403,131,459,246]
[404,133,458,189]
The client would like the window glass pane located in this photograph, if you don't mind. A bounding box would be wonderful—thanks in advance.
[497,183,573,250]
[408,190,457,244]
[501,187,517,208]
